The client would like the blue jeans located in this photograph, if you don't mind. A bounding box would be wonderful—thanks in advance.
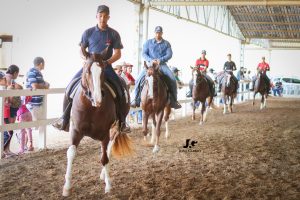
[132,64,178,103]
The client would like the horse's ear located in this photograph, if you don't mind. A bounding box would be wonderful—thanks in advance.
[144,61,148,69]
[190,66,194,70]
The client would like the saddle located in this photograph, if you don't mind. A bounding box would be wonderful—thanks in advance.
[66,75,129,104]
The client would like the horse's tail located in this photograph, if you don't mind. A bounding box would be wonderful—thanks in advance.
[111,122,134,159]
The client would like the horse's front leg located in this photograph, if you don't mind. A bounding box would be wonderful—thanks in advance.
[151,113,156,145]
[142,110,149,141]
[100,136,112,193]
[263,94,267,108]
[253,92,257,106]
[223,95,227,114]
[164,106,171,139]
[199,101,206,125]
[229,96,233,113]
[260,95,265,110]
[192,99,196,120]
[62,129,83,197]
[153,111,164,153]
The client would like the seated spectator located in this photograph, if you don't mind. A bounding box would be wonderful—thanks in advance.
[171,67,184,89]
[272,81,283,96]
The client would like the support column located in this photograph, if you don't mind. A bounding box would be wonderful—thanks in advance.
[134,0,149,74]
[239,40,245,70]
[38,95,47,149]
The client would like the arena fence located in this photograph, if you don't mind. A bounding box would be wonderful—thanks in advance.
[1,80,299,159]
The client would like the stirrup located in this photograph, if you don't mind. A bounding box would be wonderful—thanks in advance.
[120,122,131,133]
[52,118,69,132]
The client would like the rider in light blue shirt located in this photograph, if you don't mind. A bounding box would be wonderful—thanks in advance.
[131,26,181,109]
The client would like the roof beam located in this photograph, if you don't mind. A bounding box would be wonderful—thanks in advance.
[231,12,300,17]
[150,1,300,6]
[237,21,300,25]
[243,29,300,33]
[245,35,300,39]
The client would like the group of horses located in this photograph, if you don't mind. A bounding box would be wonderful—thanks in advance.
[61,53,270,196]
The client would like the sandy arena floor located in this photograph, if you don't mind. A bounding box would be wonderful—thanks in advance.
[0,98,300,200]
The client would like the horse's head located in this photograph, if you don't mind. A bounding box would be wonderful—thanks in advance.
[190,65,205,86]
[82,49,107,107]
[144,61,159,76]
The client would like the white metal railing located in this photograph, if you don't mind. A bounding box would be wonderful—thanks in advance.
[2,80,298,159]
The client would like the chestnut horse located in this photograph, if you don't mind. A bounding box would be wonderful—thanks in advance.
[141,62,171,153]
[221,71,238,114]
[191,66,213,125]
[253,70,270,109]
[62,54,132,196]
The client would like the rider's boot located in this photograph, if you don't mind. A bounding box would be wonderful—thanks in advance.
[52,95,72,132]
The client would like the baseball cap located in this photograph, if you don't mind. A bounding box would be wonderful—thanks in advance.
[97,5,110,14]
[202,50,206,55]
[155,26,163,33]
[171,67,180,73]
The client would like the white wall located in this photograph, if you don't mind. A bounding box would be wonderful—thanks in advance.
[0,0,136,87]
[1,0,299,87]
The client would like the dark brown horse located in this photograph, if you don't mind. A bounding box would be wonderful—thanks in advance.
[221,71,238,114]
[191,66,213,125]
[253,70,270,109]
[141,62,171,153]
[62,54,133,196]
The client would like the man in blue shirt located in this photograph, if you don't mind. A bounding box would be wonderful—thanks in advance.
[53,5,130,132]
[131,26,181,109]
[26,57,50,121]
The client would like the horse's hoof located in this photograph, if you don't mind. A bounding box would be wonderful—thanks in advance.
[143,136,147,141]
[152,145,160,153]
[62,187,71,197]
[199,122,203,125]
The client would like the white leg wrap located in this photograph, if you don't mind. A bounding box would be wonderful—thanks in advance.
[104,165,111,193]
[63,145,77,196]
[151,123,155,144]
[152,145,160,153]
[165,121,170,139]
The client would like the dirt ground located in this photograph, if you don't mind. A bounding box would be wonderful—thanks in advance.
[1,98,300,200]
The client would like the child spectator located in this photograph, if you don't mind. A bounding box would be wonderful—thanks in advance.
[16,96,34,154]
